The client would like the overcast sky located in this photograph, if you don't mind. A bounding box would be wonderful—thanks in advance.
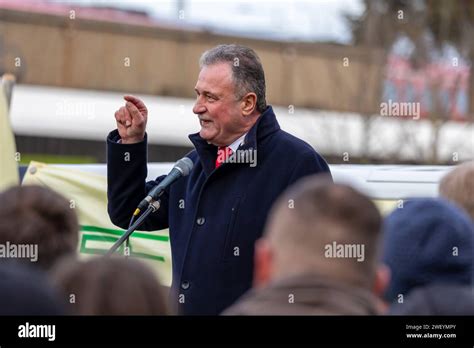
[50,0,364,43]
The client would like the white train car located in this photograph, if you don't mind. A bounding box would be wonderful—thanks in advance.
[36,162,451,215]
[10,84,474,164]
[9,84,459,212]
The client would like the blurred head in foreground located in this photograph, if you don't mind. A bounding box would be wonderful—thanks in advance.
[383,198,473,304]
[439,161,474,222]
[0,185,79,271]
[224,175,388,315]
[51,256,170,315]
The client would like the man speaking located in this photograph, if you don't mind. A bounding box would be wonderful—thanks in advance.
[107,44,331,315]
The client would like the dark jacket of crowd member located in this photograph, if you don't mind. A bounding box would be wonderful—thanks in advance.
[389,284,474,315]
[223,273,379,315]
[0,261,65,315]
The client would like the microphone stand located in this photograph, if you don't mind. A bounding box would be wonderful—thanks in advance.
[105,200,161,256]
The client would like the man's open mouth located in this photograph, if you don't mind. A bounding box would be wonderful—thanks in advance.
[199,119,212,126]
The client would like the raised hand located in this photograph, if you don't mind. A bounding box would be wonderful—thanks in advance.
[114,95,148,144]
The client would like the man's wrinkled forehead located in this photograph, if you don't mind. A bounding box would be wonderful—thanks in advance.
[195,62,235,94]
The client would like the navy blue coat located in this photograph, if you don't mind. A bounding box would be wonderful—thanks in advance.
[107,106,331,315]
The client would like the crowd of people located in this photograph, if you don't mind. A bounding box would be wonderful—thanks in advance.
[0,161,472,316]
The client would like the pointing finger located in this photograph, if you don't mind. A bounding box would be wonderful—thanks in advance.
[124,95,147,116]
[126,101,144,125]
[122,105,132,127]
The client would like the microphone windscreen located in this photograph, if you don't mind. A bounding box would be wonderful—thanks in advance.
[175,157,193,176]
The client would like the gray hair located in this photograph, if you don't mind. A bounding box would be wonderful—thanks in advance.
[199,44,267,113]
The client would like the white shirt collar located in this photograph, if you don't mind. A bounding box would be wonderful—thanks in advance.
[228,133,247,153]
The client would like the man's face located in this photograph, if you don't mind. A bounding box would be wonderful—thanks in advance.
[193,62,246,146]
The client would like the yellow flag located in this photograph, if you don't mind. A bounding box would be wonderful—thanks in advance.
[22,161,172,286]
[0,85,19,190]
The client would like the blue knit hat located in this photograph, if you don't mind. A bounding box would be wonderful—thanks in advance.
[382,198,474,302]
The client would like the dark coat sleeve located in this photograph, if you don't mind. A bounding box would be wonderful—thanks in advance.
[106,130,169,231]
[287,150,332,186]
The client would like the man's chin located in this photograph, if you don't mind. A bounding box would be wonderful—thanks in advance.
[199,129,213,142]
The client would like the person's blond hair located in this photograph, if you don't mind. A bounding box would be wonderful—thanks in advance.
[439,161,474,221]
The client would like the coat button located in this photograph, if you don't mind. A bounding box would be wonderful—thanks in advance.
[196,217,205,225]
[181,281,190,290]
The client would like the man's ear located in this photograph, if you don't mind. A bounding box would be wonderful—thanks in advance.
[253,238,273,288]
[373,263,391,298]
[240,92,257,116]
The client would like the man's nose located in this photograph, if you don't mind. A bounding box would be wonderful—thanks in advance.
[193,99,206,115]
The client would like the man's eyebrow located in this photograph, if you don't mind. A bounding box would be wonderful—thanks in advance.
[194,88,219,98]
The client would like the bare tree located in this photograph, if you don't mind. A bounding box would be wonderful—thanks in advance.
[347,0,474,164]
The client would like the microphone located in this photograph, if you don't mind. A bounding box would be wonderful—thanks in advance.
[134,157,193,216]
